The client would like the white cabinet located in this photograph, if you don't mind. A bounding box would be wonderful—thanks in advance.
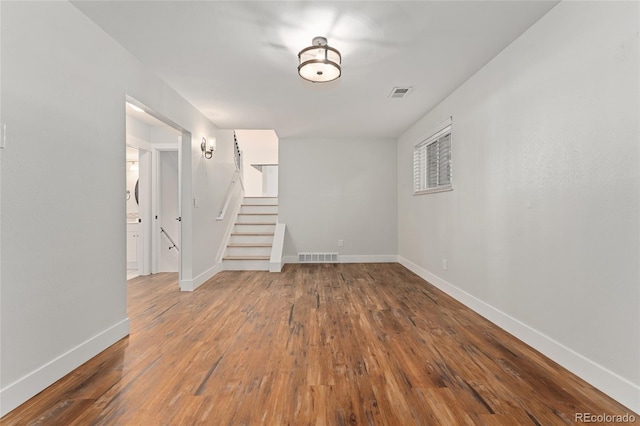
[127,223,141,269]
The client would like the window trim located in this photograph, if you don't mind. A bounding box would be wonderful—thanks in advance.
[413,119,452,195]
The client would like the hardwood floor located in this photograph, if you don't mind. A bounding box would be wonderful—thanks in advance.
[2,264,636,425]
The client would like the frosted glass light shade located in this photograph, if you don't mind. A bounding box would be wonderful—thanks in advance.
[298,37,341,83]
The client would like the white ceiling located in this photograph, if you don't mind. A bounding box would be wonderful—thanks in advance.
[73,1,559,139]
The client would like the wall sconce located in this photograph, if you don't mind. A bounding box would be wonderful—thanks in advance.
[201,137,216,159]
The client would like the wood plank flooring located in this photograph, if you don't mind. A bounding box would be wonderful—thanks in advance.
[2,263,637,425]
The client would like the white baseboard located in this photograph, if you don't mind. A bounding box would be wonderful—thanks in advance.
[0,318,130,416]
[180,263,219,291]
[398,256,640,414]
[338,255,399,263]
[283,254,398,264]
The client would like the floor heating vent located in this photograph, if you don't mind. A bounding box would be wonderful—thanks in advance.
[298,252,339,263]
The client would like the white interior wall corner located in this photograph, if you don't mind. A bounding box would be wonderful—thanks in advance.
[396,1,640,412]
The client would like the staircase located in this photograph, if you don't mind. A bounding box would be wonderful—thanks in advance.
[222,197,278,271]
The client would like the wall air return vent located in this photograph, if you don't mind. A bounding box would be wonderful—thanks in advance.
[298,253,339,263]
[389,86,412,98]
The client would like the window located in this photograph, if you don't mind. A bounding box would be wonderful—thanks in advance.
[413,122,452,194]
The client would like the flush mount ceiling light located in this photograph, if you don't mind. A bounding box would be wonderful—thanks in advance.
[298,36,341,83]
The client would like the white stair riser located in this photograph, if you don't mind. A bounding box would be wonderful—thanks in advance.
[222,197,278,272]
[223,259,270,271]
[236,214,277,223]
[226,246,272,257]
[229,234,274,244]
[243,197,278,205]
[234,224,276,233]
[240,205,278,214]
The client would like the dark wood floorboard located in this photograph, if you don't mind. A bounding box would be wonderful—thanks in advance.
[1,263,637,425]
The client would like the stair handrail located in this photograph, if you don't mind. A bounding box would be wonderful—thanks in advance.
[160,226,180,252]
[217,132,244,221]
[217,170,241,221]
[233,131,243,177]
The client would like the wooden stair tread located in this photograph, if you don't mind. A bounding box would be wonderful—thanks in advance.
[241,204,278,207]
[238,213,278,215]
[227,243,272,247]
[230,232,275,236]
[235,222,277,226]
[223,256,270,260]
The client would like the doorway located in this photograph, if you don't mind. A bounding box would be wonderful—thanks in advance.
[125,99,184,281]
[154,149,180,273]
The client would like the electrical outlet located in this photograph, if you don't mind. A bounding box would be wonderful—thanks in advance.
[338,239,344,247]
[194,197,200,208]
[0,124,6,149]
[442,259,448,271]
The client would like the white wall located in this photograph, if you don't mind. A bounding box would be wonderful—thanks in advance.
[397,1,639,412]
[150,125,182,145]
[126,116,152,147]
[189,129,239,285]
[235,129,278,197]
[262,165,278,197]
[0,1,237,415]
[279,138,397,262]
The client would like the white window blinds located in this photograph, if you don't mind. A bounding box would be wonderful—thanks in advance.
[413,123,452,194]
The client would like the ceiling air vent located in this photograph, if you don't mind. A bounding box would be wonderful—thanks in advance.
[389,86,412,98]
